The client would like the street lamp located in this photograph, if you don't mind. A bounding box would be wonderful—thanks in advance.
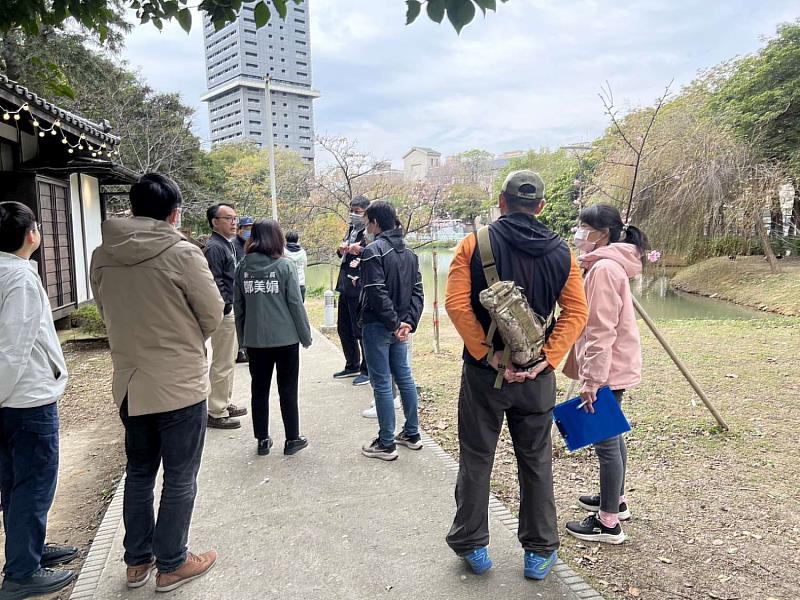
[264,74,278,221]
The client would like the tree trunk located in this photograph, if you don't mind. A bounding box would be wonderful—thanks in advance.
[755,210,780,274]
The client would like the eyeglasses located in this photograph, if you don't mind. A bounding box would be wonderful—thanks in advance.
[215,216,238,223]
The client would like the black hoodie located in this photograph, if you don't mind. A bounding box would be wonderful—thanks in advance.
[466,211,571,367]
[359,227,424,332]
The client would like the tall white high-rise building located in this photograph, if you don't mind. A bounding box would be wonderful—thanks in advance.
[201,0,320,163]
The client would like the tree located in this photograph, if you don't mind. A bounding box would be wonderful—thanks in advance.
[587,75,786,270]
[314,135,399,221]
[0,2,130,98]
[493,148,577,198]
[538,168,581,238]
[0,0,511,38]
[447,183,486,231]
[708,21,800,176]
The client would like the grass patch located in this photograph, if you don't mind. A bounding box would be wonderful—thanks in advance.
[672,256,800,316]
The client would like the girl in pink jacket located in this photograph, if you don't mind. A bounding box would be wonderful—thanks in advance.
[562,203,649,545]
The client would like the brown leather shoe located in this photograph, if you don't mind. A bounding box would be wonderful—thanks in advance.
[226,404,248,418]
[155,550,217,593]
[127,558,156,588]
[207,416,241,429]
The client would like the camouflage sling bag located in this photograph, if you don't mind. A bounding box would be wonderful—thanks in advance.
[476,226,552,389]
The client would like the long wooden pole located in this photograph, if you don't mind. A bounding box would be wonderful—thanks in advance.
[632,295,729,431]
[432,251,441,354]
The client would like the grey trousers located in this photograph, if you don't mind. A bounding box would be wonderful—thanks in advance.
[446,362,558,557]
[594,389,627,513]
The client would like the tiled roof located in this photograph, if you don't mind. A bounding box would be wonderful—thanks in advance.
[402,146,442,158]
[0,74,120,146]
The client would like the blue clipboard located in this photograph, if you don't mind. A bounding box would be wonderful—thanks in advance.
[552,386,631,452]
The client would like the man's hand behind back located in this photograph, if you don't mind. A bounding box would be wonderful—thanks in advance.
[395,322,412,342]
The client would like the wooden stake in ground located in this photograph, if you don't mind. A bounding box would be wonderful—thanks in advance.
[432,251,441,353]
[632,295,729,431]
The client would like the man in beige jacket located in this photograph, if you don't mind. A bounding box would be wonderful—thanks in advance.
[90,173,223,593]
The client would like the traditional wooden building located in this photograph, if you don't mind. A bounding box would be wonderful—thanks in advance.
[0,74,138,319]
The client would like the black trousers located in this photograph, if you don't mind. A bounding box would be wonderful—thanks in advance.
[337,294,367,375]
[119,398,206,573]
[247,345,300,441]
[446,362,559,557]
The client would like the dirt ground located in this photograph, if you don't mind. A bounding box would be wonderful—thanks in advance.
[307,299,800,600]
[0,340,125,599]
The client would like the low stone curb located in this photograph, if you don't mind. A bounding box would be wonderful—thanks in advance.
[68,477,125,600]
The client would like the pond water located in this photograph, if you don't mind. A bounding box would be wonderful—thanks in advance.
[306,249,767,321]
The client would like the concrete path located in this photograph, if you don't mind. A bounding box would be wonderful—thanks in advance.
[75,330,595,600]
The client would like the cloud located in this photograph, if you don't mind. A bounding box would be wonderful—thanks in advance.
[119,0,799,164]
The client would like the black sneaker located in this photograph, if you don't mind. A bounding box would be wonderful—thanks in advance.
[578,494,631,520]
[0,568,75,599]
[284,436,309,455]
[257,437,273,456]
[565,514,625,544]
[395,432,423,450]
[333,368,360,379]
[40,543,79,568]
[361,438,398,461]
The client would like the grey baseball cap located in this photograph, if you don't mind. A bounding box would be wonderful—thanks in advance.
[501,170,545,201]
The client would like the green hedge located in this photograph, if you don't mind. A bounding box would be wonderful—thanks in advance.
[69,304,106,337]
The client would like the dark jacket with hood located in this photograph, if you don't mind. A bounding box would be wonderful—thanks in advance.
[204,231,238,310]
[335,225,367,297]
[359,227,424,333]
[445,211,589,371]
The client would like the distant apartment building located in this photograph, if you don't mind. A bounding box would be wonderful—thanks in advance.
[403,147,441,181]
[200,0,320,163]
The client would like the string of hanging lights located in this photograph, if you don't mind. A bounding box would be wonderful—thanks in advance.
[0,100,121,159]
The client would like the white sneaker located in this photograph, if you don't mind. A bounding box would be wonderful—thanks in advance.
[362,398,401,418]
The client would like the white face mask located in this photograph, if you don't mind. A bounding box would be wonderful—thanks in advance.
[574,227,597,253]
[174,208,182,230]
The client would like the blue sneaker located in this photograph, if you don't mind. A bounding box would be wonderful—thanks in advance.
[524,550,557,580]
[352,374,371,386]
[462,546,493,575]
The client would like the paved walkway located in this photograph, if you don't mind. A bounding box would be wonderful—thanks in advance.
[73,330,595,599]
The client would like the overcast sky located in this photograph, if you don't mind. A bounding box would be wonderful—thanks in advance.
[121,0,798,166]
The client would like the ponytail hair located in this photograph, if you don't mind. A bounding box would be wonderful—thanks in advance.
[578,203,650,258]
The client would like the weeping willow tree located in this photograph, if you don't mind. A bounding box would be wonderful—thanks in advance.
[585,76,785,269]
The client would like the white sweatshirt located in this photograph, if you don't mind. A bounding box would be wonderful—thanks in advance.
[0,252,68,408]
[284,247,308,287]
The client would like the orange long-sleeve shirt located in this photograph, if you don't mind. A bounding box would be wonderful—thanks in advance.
[445,233,588,369]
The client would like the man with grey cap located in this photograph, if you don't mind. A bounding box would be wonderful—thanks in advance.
[445,170,588,580]
[333,195,371,383]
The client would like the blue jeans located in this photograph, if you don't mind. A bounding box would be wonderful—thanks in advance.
[119,398,206,574]
[362,322,419,447]
[0,402,59,579]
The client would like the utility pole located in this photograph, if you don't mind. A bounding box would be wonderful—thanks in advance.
[264,74,278,221]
